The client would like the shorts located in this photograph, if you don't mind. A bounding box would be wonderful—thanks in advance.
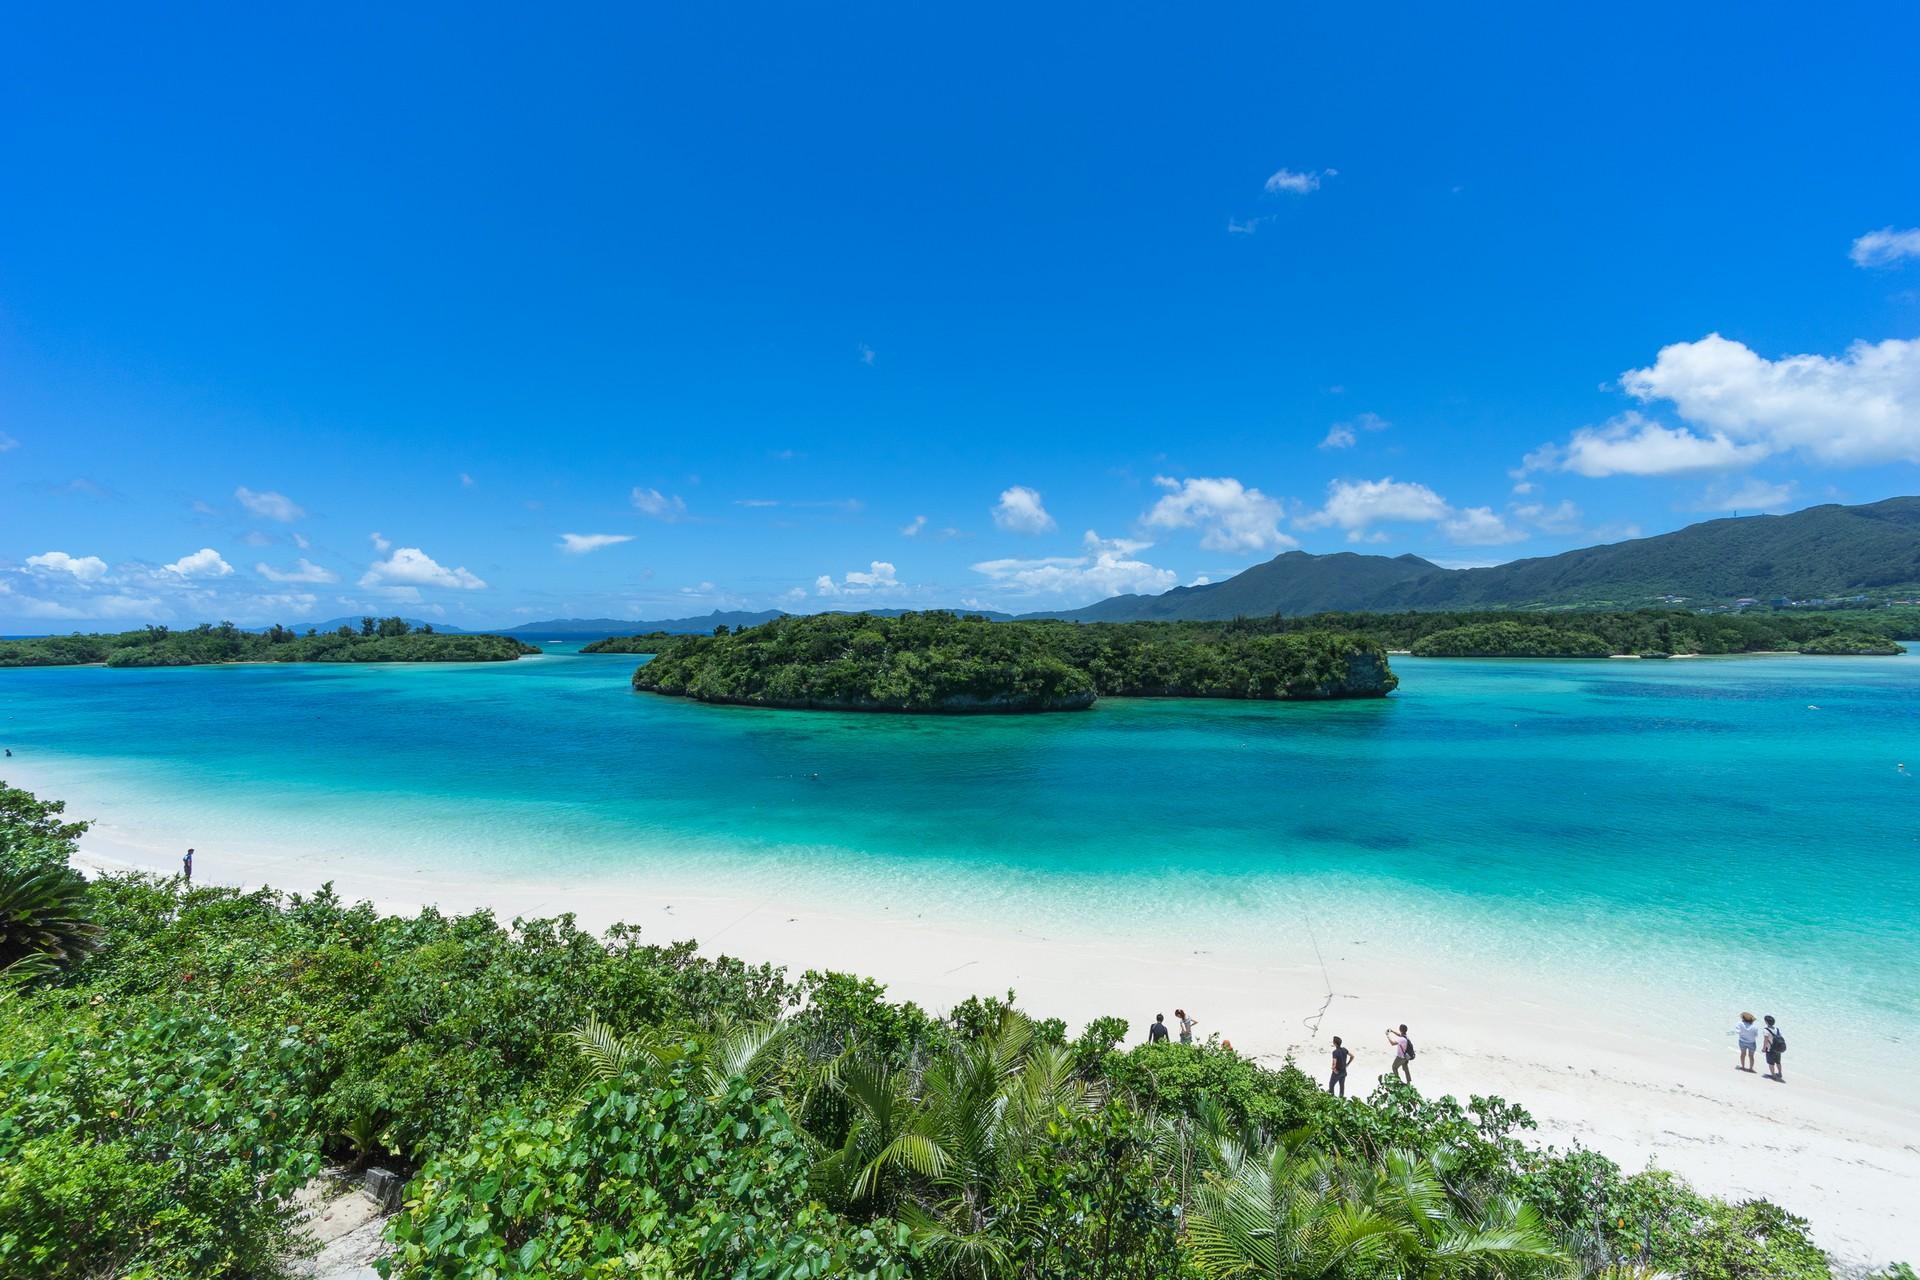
[1765,1050,1782,1065]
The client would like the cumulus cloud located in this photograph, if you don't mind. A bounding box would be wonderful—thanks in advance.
[235,487,305,522]
[359,547,487,591]
[1143,476,1293,551]
[632,487,689,521]
[1532,411,1769,478]
[1439,507,1526,546]
[1298,478,1522,546]
[256,558,339,583]
[1850,227,1920,268]
[164,548,234,578]
[814,561,901,596]
[900,515,928,537]
[557,533,635,555]
[1618,333,1920,468]
[370,531,391,552]
[25,551,109,580]
[972,531,1178,602]
[1264,167,1330,194]
[1320,425,1356,449]
[991,485,1056,534]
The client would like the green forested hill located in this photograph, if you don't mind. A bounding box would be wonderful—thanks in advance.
[629,611,1397,711]
[1038,497,1920,620]
[0,620,539,667]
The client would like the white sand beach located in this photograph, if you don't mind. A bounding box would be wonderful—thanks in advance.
[63,809,1919,1272]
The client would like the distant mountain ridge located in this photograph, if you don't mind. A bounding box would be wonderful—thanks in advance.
[499,610,785,637]
[1027,497,1920,621]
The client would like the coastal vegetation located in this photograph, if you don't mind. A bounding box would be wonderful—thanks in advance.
[0,619,539,667]
[2,782,1895,1280]
[623,611,1397,711]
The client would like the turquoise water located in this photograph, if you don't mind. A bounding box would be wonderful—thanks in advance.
[4,645,1918,1043]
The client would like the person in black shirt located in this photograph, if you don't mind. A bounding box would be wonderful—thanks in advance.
[1329,1036,1354,1096]
[183,847,194,884]
[1147,1013,1169,1044]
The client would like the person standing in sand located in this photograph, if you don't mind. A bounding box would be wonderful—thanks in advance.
[1328,1036,1354,1096]
[1147,1013,1169,1044]
[1762,1015,1786,1082]
[1385,1024,1414,1083]
[182,847,194,884]
[1175,1008,1197,1045]
[1731,1011,1759,1072]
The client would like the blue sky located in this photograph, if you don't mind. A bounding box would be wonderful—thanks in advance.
[3,5,1917,629]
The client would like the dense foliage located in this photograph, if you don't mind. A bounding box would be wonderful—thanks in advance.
[1205,607,1918,657]
[0,619,539,667]
[627,611,1397,711]
[0,782,1882,1279]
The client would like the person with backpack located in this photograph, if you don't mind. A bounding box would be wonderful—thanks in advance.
[1385,1024,1414,1083]
[1762,1015,1786,1082]
[1147,1013,1169,1044]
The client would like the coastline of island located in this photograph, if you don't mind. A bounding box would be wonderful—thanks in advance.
[0,619,540,667]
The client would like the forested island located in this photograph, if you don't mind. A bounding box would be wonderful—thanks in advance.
[0,781,1873,1279]
[0,619,540,667]
[620,610,1398,711]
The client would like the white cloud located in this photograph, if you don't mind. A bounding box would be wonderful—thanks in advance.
[1512,499,1582,534]
[1850,227,1920,268]
[1298,477,1451,531]
[1528,411,1768,478]
[858,343,876,366]
[256,557,339,583]
[813,561,901,596]
[1264,168,1327,194]
[293,533,311,549]
[972,531,1178,602]
[991,485,1056,534]
[1439,506,1525,546]
[14,593,162,620]
[370,531,391,552]
[1143,475,1293,551]
[632,487,689,521]
[25,551,109,581]
[359,547,487,591]
[1226,217,1268,235]
[0,432,17,452]
[235,486,305,522]
[900,515,928,537]
[164,548,234,578]
[1299,477,1524,546]
[1618,333,1920,468]
[1693,477,1794,512]
[558,533,635,555]
[1319,425,1356,449]
[735,498,781,508]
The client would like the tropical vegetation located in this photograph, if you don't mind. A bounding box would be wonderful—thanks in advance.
[622,611,1397,711]
[0,619,539,667]
[1,781,1898,1279]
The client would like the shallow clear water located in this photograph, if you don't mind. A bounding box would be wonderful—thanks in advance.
[4,645,1918,1044]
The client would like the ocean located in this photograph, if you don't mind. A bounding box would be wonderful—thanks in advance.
[5,643,1917,1070]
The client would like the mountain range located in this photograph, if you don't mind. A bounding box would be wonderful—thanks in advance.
[273,498,1920,639]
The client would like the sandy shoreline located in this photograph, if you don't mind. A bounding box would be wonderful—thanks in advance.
[52,805,1918,1271]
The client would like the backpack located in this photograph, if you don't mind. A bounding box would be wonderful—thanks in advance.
[1768,1027,1785,1053]
[1402,1037,1416,1061]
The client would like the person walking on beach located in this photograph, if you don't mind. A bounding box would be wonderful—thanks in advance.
[1731,1011,1759,1072]
[1148,1013,1169,1044]
[1175,1008,1197,1045]
[1762,1015,1786,1082]
[1328,1036,1354,1096]
[182,847,193,884]
[1385,1024,1414,1083]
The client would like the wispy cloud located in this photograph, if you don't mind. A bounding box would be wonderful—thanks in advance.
[235,486,305,522]
[857,342,876,366]
[1850,227,1920,268]
[257,557,340,583]
[1264,167,1325,194]
[971,531,1177,602]
[901,515,928,537]
[558,532,635,555]
[632,487,689,521]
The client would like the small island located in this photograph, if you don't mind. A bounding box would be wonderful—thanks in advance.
[621,611,1397,712]
[0,619,540,667]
